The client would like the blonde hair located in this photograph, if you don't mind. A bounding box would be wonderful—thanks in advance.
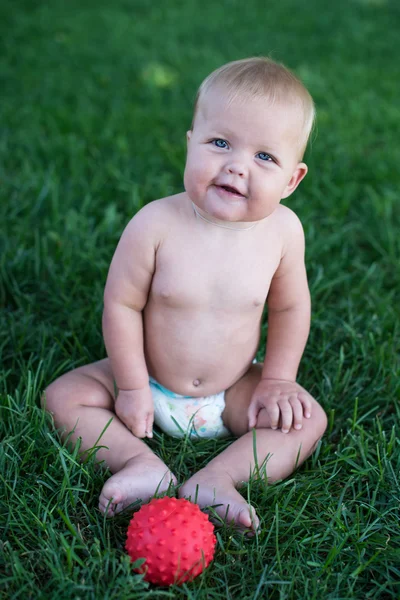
[192,57,315,157]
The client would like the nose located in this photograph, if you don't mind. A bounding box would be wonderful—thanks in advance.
[225,161,247,177]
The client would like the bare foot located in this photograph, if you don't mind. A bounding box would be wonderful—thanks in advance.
[99,453,177,516]
[179,467,259,533]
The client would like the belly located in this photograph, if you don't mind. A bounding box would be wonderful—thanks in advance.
[143,304,262,396]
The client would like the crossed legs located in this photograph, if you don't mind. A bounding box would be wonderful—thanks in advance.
[43,361,327,529]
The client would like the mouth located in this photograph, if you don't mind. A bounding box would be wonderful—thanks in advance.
[215,184,245,197]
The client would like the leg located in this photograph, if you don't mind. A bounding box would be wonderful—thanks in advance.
[43,359,176,515]
[179,364,327,531]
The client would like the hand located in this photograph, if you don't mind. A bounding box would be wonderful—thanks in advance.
[115,386,154,439]
[247,379,312,434]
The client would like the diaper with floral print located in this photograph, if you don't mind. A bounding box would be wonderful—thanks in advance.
[149,377,231,439]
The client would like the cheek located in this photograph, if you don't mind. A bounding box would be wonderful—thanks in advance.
[184,162,203,198]
[254,172,286,196]
[185,157,211,188]
[183,161,189,188]
[249,176,283,213]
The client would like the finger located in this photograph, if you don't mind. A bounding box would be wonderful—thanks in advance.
[145,413,154,438]
[289,396,303,430]
[278,400,293,433]
[132,428,146,439]
[298,392,312,418]
[254,407,269,429]
[131,430,145,439]
[247,400,261,429]
[130,420,147,439]
[266,398,280,430]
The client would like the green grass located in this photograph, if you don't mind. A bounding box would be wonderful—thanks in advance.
[1,0,400,598]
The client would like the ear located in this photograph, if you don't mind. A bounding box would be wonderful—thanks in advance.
[186,130,192,145]
[281,163,308,199]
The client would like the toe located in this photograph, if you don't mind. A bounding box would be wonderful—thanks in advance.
[99,484,124,516]
[101,483,124,505]
[99,500,114,516]
[237,506,253,529]
[99,497,125,517]
[239,505,260,532]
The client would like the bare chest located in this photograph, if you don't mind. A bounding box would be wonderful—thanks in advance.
[150,230,281,311]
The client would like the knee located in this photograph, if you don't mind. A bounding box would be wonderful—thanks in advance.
[42,372,82,417]
[42,369,114,418]
[309,401,328,440]
[41,378,64,415]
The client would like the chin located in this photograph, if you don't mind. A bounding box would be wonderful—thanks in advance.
[206,198,246,221]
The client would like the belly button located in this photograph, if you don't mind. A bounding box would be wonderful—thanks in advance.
[193,379,201,387]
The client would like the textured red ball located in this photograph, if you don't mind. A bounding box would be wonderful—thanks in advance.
[125,497,217,585]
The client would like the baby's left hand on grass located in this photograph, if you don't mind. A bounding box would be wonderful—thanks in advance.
[247,379,312,434]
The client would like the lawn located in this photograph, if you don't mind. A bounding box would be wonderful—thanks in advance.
[1,0,400,598]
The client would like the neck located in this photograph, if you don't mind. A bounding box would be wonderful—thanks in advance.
[191,203,259,231]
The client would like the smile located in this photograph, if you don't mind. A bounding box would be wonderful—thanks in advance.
[214,184,245,198]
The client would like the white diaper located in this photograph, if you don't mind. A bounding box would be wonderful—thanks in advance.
[149,377,231,439]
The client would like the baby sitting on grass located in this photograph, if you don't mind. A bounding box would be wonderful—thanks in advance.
[44,56,327,532]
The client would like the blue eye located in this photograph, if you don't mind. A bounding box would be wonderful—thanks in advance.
[212,139,228,149]
[257,152,273,162]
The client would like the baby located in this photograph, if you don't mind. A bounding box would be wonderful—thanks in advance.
[44,57,327,532]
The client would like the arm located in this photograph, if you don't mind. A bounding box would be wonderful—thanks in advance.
[248,212,313,432]
[262,224,310,382]
[102,206,159,437]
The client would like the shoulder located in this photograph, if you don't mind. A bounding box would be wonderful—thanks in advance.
[267,205,306,272]
[122,193,185,241]
[129,194,181,225]
[273,205,305,253]
[273,204,305,238]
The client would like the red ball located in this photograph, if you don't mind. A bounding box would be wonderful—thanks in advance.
[125,497,217,586]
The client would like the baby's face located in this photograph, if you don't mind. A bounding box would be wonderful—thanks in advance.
[184,89,308,223]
